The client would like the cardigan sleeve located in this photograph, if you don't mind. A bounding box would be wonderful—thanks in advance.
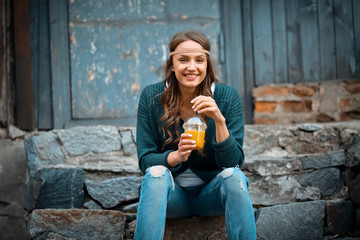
[136,86,182,174]
[212,87,245,168]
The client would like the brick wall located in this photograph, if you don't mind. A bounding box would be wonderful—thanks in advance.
[252,80,360,125]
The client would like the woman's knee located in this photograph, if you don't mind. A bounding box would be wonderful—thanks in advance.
[143,165,174,190]
[146,165,169,177]
[219,167,249,191]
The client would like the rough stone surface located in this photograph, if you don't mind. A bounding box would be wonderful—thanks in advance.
[255,201,325,240]
[83,200,103,210]
[243,156,302,176]
[45,233,77,240]
[300,150,345,170]
[164,215,227,240]
[85,176,142,208]
[346,135,360,167]
[249,175,303,206]
[326,200,353,236]
[9,124,26,139]
[349,173,360,204]
[296,168,342,197]
[25,132,65,175]
[121,202,139,213]
[57,125,121,156]
[24,168,84,211]
[0,140,27,240]
[120,129,137,156]
[17,122,360,239]
[295,186,321,201]
[27,209,126,240]
[298,123,324,132]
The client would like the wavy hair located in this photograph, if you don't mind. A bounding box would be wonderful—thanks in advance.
[159,30,219,149]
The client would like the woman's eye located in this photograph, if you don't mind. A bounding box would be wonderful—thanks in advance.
[197,59,205,62]
[179,59,187,62]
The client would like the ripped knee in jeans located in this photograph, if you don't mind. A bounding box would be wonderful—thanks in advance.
[147,165,168,177]
[219,167,247,192]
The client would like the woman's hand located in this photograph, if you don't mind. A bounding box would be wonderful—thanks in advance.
[191,96,225,124]
[167,133,196,167]
[191,95,229,143]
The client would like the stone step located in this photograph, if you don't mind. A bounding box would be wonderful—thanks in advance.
[26,200,355,240]
[22,122,360,239]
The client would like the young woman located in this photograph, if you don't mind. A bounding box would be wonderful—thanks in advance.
[134,30,256,240]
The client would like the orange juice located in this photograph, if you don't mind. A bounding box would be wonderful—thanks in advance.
[185,130,205,150]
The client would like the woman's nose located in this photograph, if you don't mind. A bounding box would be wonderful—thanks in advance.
[187,61,196,71]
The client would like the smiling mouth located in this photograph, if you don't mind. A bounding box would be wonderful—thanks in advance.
[184,74,198,78]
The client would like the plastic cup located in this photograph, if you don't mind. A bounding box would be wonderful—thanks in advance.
[183,117,207,150]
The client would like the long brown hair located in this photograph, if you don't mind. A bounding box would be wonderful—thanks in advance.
[159,30,219,149]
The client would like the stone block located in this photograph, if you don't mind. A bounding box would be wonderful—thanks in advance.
[326,200,353,236]
[164,215,227,240]
[24,132,65,175]
[295,186,321,201]
[0,140,27,217]
[349,173,360,204]
[255,201,325,240]
[85,176,142,208]
[120,129,137,156]
[0,216,27,240]
[344,80,360,94]
[292,85,316,97]
[297,123,324,132]
[339,99,351,110]
[252,85,291,97]
[280,100,312,112]
[346,135,360,167]
[253,116,277,125]
[57,125,121,156]
[254,101,277,113]
[83,200,102,210]
[300,150,345,170]
[23,168,84,211]
[27,209,126,240]
[8,124,26,139]
[316,113,335,122]
[249,175,303,206]
[296,168,342,198]
[243,156,301,176]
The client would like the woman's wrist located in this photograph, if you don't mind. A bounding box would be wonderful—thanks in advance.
[167,151,181,167]
[214,116,229,143]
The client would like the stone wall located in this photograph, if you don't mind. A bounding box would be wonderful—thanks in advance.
[22,121,360,239]
[252,80,360,125]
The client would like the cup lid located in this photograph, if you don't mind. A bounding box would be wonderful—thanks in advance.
[183,117,207,128]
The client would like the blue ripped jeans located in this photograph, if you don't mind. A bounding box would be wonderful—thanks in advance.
[134,166,256,240]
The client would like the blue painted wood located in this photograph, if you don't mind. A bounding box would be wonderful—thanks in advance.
[221,0,251,123]
[353,0,360,78]
[242,0,255,123]
[49,0,71,129]
[334,0,356,78]
[30,0,39,124]
[286,0,304,83]
[252,0,274,85]
[299,0,320,82]
[318,0,336,81]
[68,0,221,122]
[271,0,287,83]
[38,0,52,129]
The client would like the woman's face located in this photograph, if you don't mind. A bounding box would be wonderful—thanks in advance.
[172,40,208,92]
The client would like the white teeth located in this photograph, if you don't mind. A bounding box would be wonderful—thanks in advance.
[185,75,197,78]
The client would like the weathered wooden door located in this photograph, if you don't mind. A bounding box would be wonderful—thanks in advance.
[31,0,223,129]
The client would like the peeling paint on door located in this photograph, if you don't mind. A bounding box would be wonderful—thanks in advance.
[68,0,221,120]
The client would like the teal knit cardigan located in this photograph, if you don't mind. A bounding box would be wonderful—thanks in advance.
[136,81,245,182]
